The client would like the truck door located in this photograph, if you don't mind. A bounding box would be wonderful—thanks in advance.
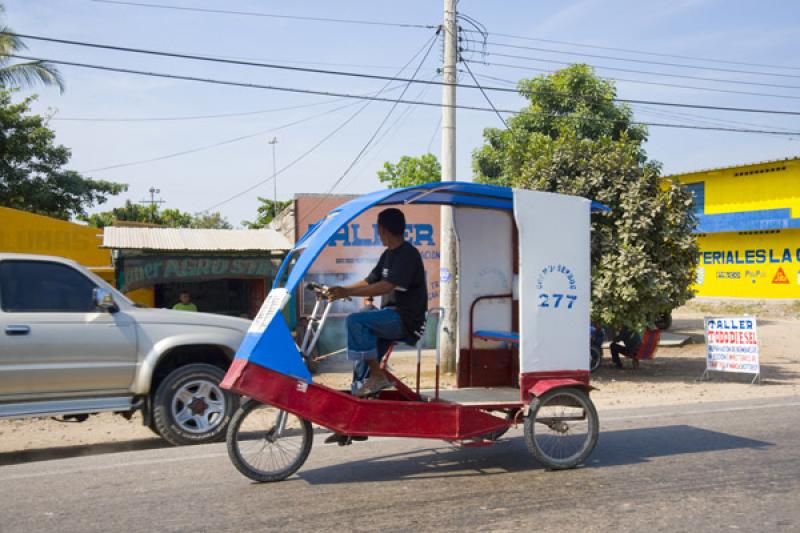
[0,260,138,400]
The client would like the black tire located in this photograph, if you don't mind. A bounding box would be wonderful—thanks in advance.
[152,363,238,446]
[524,388,599,470]
[590,346,602,373]
[655,312,673,331]
[226,400,313,482]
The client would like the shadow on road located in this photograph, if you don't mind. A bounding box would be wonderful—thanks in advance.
[298,424,771,484]
[0,438,170,467]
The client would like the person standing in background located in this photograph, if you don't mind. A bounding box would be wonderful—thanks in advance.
[172,291,198,312]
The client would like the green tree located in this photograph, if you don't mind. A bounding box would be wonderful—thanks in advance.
[473,65,697,331]
[242,197,291,229]
[0,90,125,219]
[0,6,64,92]
[82,200,231,229]
[377,153,441,188]
[190,211,232,229]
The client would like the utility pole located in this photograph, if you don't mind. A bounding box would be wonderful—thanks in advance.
[139,186,164,222]
[439,0,458,374]
[269,137,278,220]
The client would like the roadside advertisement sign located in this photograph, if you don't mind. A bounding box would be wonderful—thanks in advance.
[703,316,760,383]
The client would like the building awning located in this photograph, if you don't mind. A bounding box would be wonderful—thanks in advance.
[102,227,292,252]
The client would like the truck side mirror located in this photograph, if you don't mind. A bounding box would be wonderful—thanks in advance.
[93,288,119,313]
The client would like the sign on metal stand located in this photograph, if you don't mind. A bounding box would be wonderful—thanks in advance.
[701,316,760,384]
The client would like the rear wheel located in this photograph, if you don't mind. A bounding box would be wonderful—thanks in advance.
[524,388,598,470]
[226,400,313,482]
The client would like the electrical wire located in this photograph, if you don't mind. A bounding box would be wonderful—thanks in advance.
[53,98,354,123]
[460,59,508,128]
[465,39,800,79]
[298,29,441,223]
[462,60,800,101]
[88,0,438,29]
[9,52,800,119]
[80,90,399,172]
[460,29,800,72]
[467,50,800,90]
[202,34,440,212]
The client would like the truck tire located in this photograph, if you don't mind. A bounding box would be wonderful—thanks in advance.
[152,363,238,446]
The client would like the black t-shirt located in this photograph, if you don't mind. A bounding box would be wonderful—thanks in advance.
[366,241,428,339]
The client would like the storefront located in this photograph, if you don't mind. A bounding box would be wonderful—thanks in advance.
[103,227,291,316]
[671,156,800,298]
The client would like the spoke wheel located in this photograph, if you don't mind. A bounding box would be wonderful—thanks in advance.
[524,388,598,470]
[226,400,313,482]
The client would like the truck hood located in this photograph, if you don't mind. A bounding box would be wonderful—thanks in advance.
[127,307,252,333]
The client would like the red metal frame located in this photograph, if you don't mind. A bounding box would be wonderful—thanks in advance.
[519,370,592,400]
[223,359,513,440]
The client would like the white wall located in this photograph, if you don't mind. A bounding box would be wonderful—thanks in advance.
[453,207,514,356]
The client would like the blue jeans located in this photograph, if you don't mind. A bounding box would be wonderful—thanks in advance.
[347,309,406,393]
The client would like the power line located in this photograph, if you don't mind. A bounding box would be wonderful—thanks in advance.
[299,29,441,222]
[460,59,508,128]
[18,31,800,106]
[467,50,800,90]
[10,32,800,110]
[9,53,800,120]
[462,60,800,101]
[461,29,800,72]
[52,98,353,122]
[203,34,440,212]
[80,93,391,173]
[467,39,800,79]
[89,0,438,29]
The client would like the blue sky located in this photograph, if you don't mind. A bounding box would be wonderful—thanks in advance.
[5,0,799,225]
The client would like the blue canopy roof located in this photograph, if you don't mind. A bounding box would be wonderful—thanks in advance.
[277,182,607,291]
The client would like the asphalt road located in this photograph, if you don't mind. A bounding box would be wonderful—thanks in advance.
[1,396,799,533]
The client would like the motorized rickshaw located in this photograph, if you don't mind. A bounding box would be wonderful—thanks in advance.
[220,182,606,482]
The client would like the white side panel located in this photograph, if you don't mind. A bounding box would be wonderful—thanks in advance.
[515,190,590,373]
[454,208,514,352]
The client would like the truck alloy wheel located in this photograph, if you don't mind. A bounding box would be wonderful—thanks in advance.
[152,363,238,446]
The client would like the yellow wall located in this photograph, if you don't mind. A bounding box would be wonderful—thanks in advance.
[695,229,800,298]
[126,287,155,307]
[675,158,800,217]
[670,158,800,299]
[0,207,111,267]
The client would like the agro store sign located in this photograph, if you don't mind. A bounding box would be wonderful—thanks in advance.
[120,256,273,291]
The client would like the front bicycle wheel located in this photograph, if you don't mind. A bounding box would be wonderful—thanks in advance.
[524,388,598,470]
[226,400,313,482]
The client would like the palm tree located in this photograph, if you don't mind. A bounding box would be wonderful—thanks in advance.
[0,5,64,92]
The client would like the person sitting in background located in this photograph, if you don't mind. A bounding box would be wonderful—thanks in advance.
[172,291,198,312]
[609,326,642,369]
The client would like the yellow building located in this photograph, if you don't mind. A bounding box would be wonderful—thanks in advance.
[0,207,113,282]
[670,156,800,298]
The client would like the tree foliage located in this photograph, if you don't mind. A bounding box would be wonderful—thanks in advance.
[242,197,291,229]
[473,65,698,330]
[377,153,441,188]
[0,5,64,92]
[81,200,231,229]
[0,90,125,219]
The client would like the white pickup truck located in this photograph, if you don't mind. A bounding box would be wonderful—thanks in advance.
[0,253,250,445]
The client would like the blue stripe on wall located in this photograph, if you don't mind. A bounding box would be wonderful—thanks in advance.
[696,208,800,233]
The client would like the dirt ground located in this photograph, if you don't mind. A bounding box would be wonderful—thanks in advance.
[2,301,798,454]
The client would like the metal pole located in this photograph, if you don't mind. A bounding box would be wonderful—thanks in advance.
[439,0,458,374]
[269,137,278,219]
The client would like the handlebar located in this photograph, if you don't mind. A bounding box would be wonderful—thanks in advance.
[305,282,351,301]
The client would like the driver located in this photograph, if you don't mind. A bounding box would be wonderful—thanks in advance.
[329,208,428,397]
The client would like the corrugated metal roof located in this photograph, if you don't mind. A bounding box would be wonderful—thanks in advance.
[102,227,293,251]
[666,155,799,178]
